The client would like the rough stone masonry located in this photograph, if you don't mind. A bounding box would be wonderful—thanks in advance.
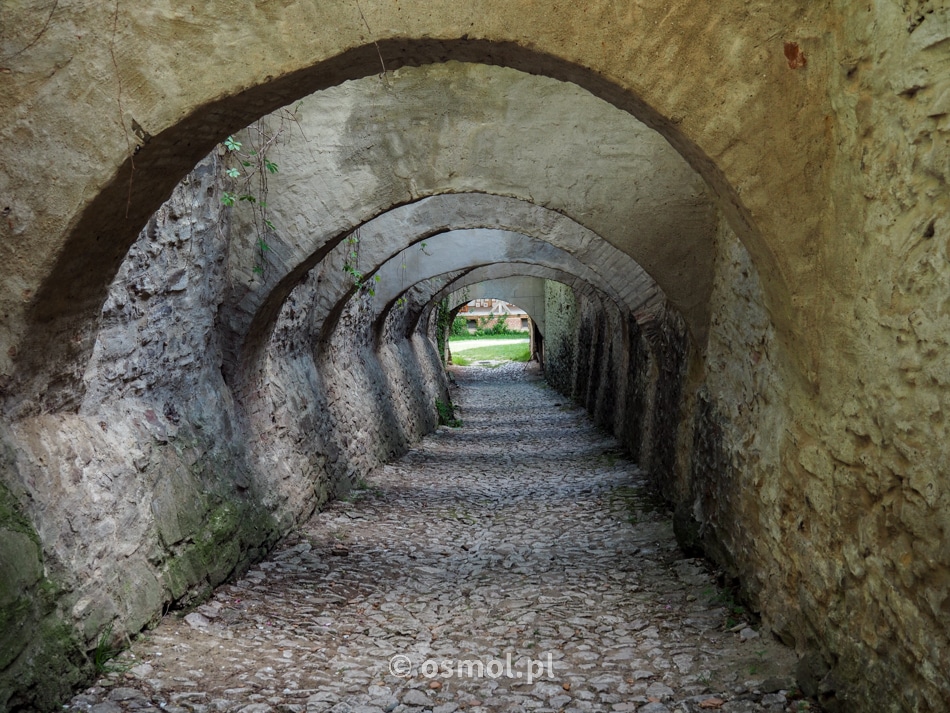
[0,2,947,711]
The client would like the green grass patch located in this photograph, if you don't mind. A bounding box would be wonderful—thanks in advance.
[451,342,531,364]
[449,333,530,342]
[708,587,749,628]
[92,624,131,675]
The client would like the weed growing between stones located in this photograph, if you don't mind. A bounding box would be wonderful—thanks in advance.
[606,482,666,526]
[341,228,383,297]
[435,397,462,427]
[342,477,383,503]
[708,586,749,629]
[92,624,129,675]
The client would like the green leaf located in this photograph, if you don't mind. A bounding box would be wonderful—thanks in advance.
[265,160,279,174]
[264,219,276,231]
[226,167,240,178]
[239,194,256,203]
[224,136,242,151]
[242,161,252,167]
[221,192,235,206]
[252,265,264,275]
[257,239,270,252]
[373,274,381,282]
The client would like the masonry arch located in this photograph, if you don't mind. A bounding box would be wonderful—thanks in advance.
[0,5,945,710]
[447,279,547,338]
[312,226,661,354]
[204,59,714,382]
[376,265,627,382]
[2,5,827,409]
[418,263,661,341]
[250,193,667,372]
[396,265,624,345]
[357,230,629,349]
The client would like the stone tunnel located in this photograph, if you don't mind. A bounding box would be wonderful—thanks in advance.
[0,2,947,711]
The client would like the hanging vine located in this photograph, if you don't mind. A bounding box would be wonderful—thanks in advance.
[342,226,381,297]
[220,105,302,278]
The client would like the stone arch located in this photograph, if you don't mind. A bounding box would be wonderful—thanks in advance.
[253,193,665,368]
[204,57,713,383]
[420,263,651,340]
[346,229,631,348]
[430,265,649,344]
[419,264,660,377]
[365,227,673,350]
[413,267,624,347]
[0,7,945,710]
[448,279,547,338]
[2,5,827,402]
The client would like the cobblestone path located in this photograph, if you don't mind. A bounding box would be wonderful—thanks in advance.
[68,364,813,713]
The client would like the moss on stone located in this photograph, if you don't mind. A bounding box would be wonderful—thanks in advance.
[161,496,277,607]
[0,483,86,712]
[0,595,33,671]
[0,478,39,544]
[9,618,86,712]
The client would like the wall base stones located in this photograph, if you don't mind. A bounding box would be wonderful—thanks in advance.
[0,460,86,711]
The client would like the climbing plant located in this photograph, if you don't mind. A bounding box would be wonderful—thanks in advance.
[340,236,430,307]
[220,106,301,277]
[436,298,452,365]
[342,227,382,297]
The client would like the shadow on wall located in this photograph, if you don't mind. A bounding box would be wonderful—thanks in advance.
[0,157,453,710]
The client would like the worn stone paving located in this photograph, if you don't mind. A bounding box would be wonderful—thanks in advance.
[67,363,816,713]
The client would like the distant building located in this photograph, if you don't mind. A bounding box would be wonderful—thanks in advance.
[457,299,530,333]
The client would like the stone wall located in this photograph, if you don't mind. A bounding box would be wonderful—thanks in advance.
[0,3,948,709]
[0,156,277,708]
[542,279,666,487]
[787,6,950,708]
[247,265,448,512]
[541,187,950,709]
[542,281,579,397]
[541,217,850,699]
[0,158,450,710]
[685,220,787,586]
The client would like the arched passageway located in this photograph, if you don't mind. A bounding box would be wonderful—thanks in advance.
[60,363,813,713]
[0,3,947,711]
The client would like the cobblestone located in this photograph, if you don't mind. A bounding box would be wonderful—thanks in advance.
[68,364,815,713]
